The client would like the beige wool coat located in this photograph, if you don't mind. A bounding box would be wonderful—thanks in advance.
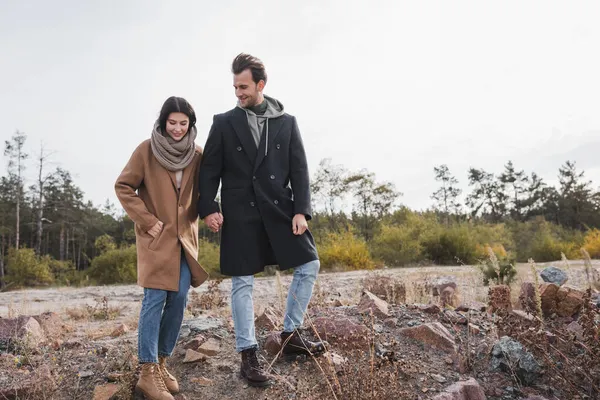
[115,139,208,291]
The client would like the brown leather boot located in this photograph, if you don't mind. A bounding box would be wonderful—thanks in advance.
[135,363,175,400]
[281,330,327,359]
[158,356,179,394]
[240,348,271,387]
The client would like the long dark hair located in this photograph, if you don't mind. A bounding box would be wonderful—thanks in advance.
[158,96,197,133]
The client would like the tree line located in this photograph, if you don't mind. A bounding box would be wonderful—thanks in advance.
[2,130,600,289]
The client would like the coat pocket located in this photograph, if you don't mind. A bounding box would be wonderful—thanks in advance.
[148,226,164,251]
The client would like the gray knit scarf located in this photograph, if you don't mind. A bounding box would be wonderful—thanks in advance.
[150,121,197,171]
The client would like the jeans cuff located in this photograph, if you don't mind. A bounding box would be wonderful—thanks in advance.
[139,359,158,364]
[237,344,258,353]
[158,352,171,358]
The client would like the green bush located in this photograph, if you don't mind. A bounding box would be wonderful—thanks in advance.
[198,238,223,278]
[422,225,478,265]
[87,245,137,285]
[477,247,517,286]
[318,230,375,271]
[510,218,582,262]
[371,224,423,266]
[47,258,82,286]
[528,232,579,262]
[583,228,600,259]
[95,234,117,254]
[5,247,54,288]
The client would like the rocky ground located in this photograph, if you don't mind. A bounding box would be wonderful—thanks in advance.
[1,260,599,400]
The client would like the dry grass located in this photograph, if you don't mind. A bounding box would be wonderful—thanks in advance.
[65,296,124,321]
[187,279,226,315]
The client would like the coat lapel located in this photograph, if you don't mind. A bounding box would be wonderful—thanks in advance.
[254,117,284,172]
[166,170,178,192]
[231,107,258,165]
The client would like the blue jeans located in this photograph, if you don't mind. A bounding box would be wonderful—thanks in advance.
[138,252,191,363]
[231,259,320,352]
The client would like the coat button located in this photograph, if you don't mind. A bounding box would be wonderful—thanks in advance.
[276,144,280,149]
[270,175,275,180]
[236,146,242,151]
[274,200,279,205]
[250,201,255,207]
[252,176,256,181]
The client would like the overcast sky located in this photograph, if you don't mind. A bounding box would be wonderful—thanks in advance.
[2,0,600,213]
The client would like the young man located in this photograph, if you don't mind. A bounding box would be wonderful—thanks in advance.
[198,53,325,387]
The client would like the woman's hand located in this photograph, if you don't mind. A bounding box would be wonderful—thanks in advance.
[148,220,164,238]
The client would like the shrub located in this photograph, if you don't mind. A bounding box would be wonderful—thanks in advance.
[529,232,579,262]
[583,228,600,259]
[5,247,54,288]
[422,225,478,265]
[198,238,223,278]
[87,245,137,285]
[478,246,517,286]
[475,243,508,261]
[47,258,84,286]
[95,234,117,254]
[318,230,375,271]
[511,218,582,262]
[370,224,423,266]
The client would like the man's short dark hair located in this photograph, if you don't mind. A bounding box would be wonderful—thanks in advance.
[231,53,267,84]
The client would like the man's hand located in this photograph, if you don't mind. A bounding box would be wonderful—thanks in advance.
[292,214,308,235]
[204,212,224,233]
[148,220,164,238]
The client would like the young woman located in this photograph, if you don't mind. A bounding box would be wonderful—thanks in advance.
[115,96,209,400]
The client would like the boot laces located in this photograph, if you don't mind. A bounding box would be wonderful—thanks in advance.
[152,364,169,392]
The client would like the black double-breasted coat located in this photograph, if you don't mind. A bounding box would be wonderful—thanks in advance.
[197,106,318,276]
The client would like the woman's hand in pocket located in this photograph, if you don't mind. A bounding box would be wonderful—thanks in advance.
[148,221,164,238]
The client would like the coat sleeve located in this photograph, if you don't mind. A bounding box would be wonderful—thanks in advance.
[289,116,312,220]
[114,143,159,232]
[197,115,223,219]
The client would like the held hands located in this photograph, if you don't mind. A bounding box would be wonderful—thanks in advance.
[292,214,308,235]
[204,212,224,233]
[148,220,164,238]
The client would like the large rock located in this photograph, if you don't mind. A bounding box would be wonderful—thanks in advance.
[539,283,559,316]
[399,322,457,354]
[487,285,512,314]
[556,286,584,317]
[519,282,537,314]
[0,316,45,349]
[357,290,390,318]
[540,266,568,286]
[183,349,207,363]
[421,304,442,314]
[432,377,486,400]
[264,331,282,355]
[93,383,121,400]
[197,338,220,357]
[362,274,406,304]
[183,335,207,350]
[313,317,370,349]
[442,310,468,325]
[32,312,66,339]
[490,336,541,385]
[433,277,458,297]
[255,307,281,331]
[111,324,129,338]
[0,365,55,400]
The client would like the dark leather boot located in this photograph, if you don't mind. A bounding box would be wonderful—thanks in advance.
[281,330,327,359]
[240,348,271,387]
